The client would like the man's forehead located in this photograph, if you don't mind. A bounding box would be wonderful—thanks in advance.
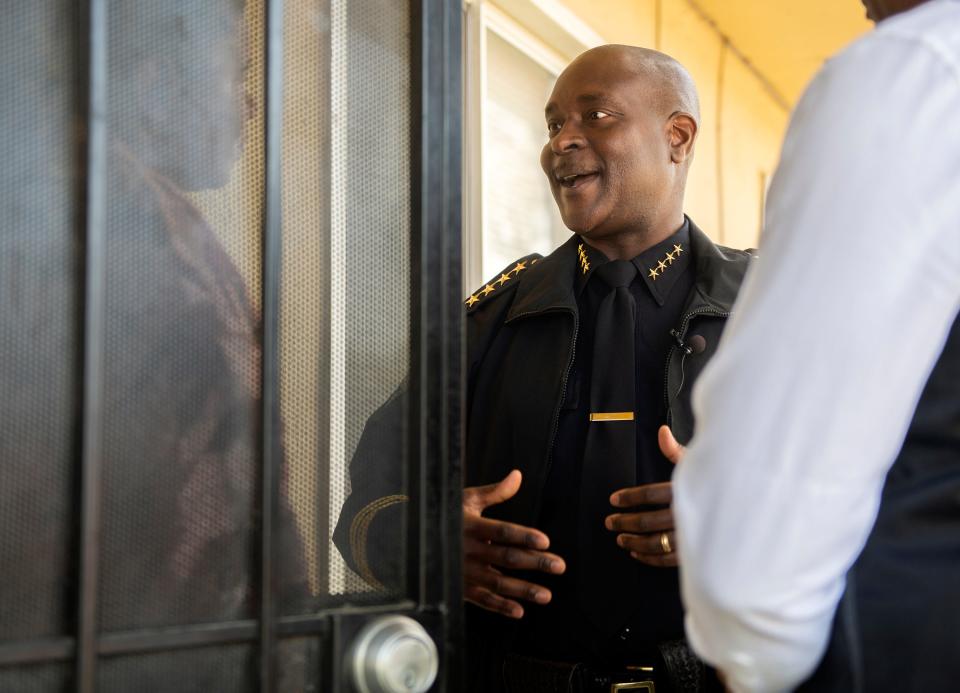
[544,71,649,114]
[545,91,619,114]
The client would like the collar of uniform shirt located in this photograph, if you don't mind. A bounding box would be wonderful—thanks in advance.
[574,218,692,306]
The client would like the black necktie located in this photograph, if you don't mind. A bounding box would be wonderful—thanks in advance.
[578,259,638,637]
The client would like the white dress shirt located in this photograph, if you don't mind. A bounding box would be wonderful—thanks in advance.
[673,2,960,691]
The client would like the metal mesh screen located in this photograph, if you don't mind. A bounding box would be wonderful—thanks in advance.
[97,646,254,692]
[279,0,412,607]
[0,0,80,642]
[277,637,322,692]
[336,0,412,599]
[99,0,265,631]
[279,0,333,609]
[0,663,72,693]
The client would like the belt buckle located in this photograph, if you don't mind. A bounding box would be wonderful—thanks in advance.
[610,683,655,692]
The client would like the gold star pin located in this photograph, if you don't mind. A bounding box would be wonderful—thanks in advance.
[657,260,667,272]
[648,267,659,280]
[480,284,496,296]
[512,261,527,274]
[578,244,591,274]
[673,244,683,255]
[665,251,675,264]
[496,273,512,286]
[465,294,479,307]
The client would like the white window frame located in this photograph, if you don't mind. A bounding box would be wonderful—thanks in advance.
[462,0,603,292]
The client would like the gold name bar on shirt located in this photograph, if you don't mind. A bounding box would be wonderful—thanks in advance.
[589,412,635,422]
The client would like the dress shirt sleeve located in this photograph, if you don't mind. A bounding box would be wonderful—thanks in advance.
[673,30,960,693]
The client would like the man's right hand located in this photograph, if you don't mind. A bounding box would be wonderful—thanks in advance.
[463,469,566,619]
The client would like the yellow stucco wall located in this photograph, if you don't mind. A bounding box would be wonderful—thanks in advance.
[557,0,790,249]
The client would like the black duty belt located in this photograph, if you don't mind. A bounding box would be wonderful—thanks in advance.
[502,641,708,693]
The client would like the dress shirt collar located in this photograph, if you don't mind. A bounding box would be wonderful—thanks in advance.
[505,216,751,324]
[573,219,691,306]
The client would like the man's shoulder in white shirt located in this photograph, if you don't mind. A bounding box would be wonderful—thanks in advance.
[876,0,960,45]
[833,0,960,80]
[674,2,960,692]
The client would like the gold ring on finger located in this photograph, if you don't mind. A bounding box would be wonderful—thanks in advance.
[660,532,673,554]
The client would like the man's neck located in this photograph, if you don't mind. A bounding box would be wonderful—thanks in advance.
[872,0,930,22]
[582,213,686,261]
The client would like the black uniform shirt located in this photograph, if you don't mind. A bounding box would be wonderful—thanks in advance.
[515,220,695,664]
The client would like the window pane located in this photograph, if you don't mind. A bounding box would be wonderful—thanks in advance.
[483,30,567,277]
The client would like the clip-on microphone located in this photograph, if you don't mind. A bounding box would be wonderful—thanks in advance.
[667,329,707,419]
[670,329,706,356]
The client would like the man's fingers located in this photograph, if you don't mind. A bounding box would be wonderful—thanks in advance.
[464,564,552,605]
[463,515,550,551]
[463,470,522,513]
[615,530,679,567]
[465,539,566,574]
[629,551,680,568]
[605,508,674,534]
[610,482,672,508]
[464,585,524,619]
[616,531,677,556]
[658,425,685,465]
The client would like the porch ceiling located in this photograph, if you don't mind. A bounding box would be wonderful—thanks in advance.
[690,0,872,105]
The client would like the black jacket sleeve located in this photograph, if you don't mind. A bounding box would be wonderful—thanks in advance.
[331,387,409,592]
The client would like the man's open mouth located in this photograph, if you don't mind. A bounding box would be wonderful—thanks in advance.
[558,172,599,189]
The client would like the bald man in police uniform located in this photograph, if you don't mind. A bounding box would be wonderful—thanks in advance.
[335,45,754,693]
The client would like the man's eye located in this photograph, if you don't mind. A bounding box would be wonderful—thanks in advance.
[547,121,562,135]
[589,111,610,120]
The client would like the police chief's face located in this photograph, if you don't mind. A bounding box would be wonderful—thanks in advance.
[540,54,675,240]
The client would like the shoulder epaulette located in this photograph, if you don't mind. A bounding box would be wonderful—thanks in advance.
[465,253,542,312]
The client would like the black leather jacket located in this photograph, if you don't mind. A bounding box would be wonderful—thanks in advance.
[464,221,753,531]
[333,219,754,690]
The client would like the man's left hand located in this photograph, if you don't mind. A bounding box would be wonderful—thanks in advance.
[605,425,686,567]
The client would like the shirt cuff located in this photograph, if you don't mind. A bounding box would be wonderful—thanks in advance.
[684,613,768,693]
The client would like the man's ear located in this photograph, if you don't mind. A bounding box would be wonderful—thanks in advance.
[668,112,698,164]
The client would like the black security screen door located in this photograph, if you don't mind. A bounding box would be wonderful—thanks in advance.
[0,0,462,691]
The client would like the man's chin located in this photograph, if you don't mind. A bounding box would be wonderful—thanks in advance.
[563,224,592,240]
[568,223,608,241]
[558,211,601,238]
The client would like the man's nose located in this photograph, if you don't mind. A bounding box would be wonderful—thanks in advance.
[550,120,585,154]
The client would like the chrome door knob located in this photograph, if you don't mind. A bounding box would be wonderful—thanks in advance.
[348,615,439,693]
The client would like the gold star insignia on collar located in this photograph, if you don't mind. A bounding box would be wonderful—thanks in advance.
[648,243,683,281]
[465,294,480,307]
[512,261,527,274]
[480,283,496,296]
[577,243,591,275]
[496,273,512,286]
